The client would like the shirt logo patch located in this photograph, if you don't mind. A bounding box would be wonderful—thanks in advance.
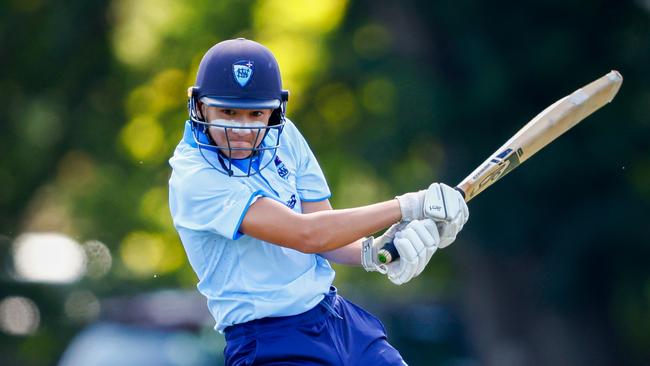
[274,156,290,180]
[233,60,253,87]
[286,194,297,209]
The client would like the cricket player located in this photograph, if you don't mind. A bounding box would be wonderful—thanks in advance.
[168,38,469,365]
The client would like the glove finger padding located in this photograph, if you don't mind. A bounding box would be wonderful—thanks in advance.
[386,219,440,285]
[387,235,418,285]
[386,227,418,285]
[401,227,427,278]
[437,205,468,248]
[413,219,439,276]
[425,183,469,249]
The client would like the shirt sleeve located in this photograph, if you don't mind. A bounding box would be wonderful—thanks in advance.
[289,122,331,202]
[169,167,268,240]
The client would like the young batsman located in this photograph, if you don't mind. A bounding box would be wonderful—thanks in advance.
[168,38,469,365]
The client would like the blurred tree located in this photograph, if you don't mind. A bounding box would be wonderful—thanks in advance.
[1,0,649,365]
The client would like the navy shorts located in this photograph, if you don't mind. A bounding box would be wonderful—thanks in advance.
[224,287,407,365]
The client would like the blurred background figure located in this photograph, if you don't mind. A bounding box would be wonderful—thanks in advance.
[1,1,648,365]
[58,290,220,366]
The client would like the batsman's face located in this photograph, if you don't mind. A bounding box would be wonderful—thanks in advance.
[201,105,273,159]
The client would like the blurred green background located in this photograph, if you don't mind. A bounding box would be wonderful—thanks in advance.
[1,0,649,365]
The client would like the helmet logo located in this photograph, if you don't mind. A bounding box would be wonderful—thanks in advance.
[233,60,254,87]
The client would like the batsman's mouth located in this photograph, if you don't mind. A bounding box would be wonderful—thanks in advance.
[226,140,255,148]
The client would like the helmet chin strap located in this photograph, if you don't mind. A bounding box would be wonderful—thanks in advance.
[216,152,235,177]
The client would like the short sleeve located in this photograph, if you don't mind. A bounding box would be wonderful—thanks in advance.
[288,123,331,202]
[169,168,267,240]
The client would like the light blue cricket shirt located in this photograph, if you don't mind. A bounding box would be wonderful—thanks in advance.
[168,119,335,332]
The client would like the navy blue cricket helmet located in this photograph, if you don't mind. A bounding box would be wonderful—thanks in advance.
[188,38,289,177]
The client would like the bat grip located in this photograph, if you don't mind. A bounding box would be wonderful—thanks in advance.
[377,187,466,264]
[377,242,399,264]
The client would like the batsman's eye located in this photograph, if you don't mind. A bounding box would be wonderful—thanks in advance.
[221,109,236,116]
[250,111,263,117]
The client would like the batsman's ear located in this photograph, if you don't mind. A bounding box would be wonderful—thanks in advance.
[197,102,206,120]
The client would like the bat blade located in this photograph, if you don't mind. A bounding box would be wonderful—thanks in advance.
[378,71,623,265]
[457,70,623,202]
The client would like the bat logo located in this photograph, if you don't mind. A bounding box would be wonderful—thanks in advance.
[477,148,523,190]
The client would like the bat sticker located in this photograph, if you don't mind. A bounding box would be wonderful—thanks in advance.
[477,148,523,190]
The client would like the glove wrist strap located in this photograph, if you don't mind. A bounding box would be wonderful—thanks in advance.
[361,237,376,272]
[395,191,425,221]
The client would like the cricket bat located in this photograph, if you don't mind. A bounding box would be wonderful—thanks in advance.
[379,70,623,264]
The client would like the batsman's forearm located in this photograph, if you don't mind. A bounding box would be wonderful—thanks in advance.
[241,197,401,254]
[319,240,363,265]
[300,200,401,253]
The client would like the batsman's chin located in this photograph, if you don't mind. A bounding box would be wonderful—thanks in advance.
[228,152,254,159]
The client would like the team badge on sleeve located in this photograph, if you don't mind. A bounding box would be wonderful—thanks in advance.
[286,194,297,209]
[233,60,254,87]
[274,156,290,179]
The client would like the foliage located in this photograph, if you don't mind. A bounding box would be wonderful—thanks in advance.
[1,0,649,365]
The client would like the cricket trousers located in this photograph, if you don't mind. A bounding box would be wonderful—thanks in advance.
[223,286,407,365]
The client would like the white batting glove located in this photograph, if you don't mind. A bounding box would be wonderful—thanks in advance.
[425,183,469,248]
[362,222,405,274]
[395,183,469,248]
[362,219,440,285]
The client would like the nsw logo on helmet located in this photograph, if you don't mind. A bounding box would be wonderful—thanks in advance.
[233,60,254,87]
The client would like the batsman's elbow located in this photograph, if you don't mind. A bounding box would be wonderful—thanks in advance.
[287,217,328,254]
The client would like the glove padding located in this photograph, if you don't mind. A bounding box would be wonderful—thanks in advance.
[425,183,469,248]
[362,219,440,285]
[396,183,469,248]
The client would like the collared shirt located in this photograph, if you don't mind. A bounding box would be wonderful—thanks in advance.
[168,119,334,332]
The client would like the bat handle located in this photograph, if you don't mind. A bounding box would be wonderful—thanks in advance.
[377,187,467,264]
[377,242,399,264]
[454,186,466,200]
